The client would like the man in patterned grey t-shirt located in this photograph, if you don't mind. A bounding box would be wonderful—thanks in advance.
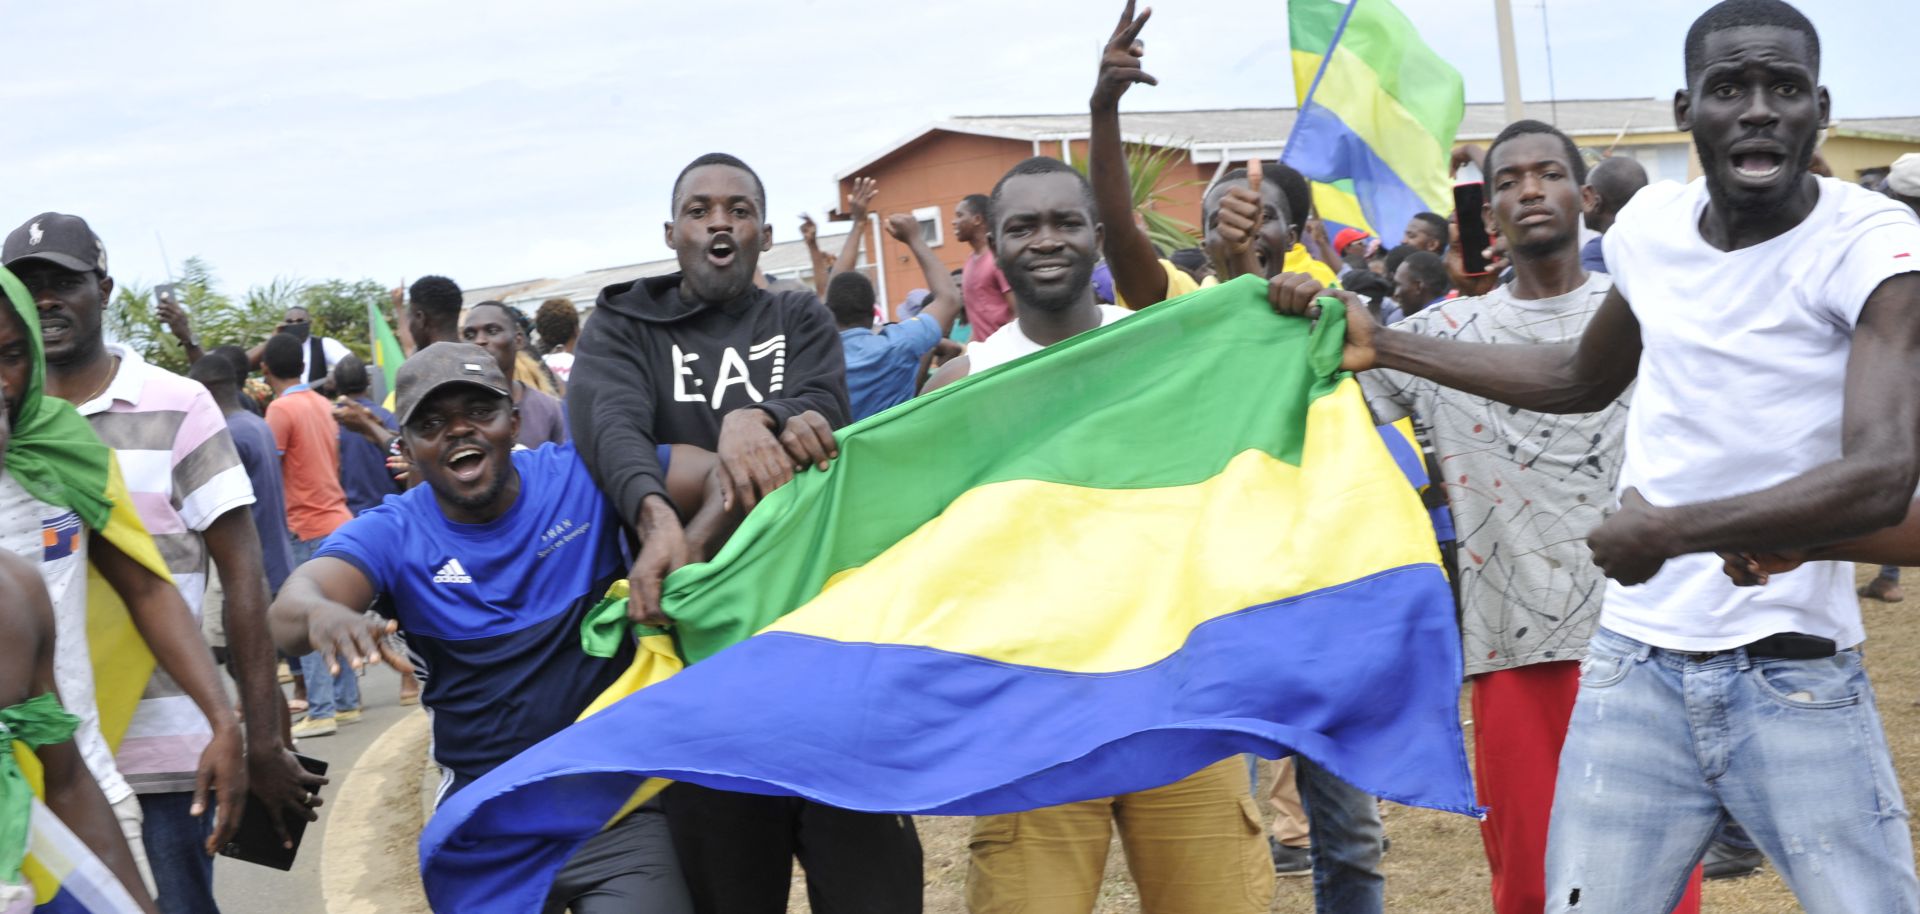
[1357,123,1696,914]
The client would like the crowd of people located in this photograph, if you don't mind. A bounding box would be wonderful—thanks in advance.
[6,1,1920,913]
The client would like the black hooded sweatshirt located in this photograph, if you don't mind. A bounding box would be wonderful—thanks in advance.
[568,272,850,526]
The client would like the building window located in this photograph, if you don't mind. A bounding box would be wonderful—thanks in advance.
[913,205,943,248]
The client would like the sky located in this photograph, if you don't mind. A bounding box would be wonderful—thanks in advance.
[5,0,1908,298]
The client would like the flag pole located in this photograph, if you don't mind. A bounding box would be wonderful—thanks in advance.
[1282,0,1362,153]
[1494,0,1525,123]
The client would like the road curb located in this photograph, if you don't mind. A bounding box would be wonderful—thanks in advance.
[321,709,432,914]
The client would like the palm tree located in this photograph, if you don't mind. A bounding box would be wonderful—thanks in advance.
[1074,139,1203,256]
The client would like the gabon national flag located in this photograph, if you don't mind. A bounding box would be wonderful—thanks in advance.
[419,276,1476,913]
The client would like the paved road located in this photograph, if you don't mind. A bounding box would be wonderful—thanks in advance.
[212,664,417,914]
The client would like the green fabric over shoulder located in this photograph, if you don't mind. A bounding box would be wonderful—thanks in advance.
[0,267,114,531]
[0,693,79,883]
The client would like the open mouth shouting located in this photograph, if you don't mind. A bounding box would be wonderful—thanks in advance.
[444,442,490,484]
[707,235,738,270]
[1727,142,1788,186]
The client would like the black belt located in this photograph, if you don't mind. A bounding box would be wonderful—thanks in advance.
[1684,632,1837,662]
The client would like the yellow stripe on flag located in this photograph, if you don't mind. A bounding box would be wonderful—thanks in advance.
[1290,47,1453,212]
[770,379,1440,672]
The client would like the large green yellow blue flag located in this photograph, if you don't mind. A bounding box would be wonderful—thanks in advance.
[418,276,1476,913]
[1285,0,1465,237]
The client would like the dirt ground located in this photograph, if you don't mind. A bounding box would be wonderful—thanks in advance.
[787,564,1920,913]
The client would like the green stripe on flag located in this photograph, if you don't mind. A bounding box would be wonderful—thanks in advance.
[1333,0,1465,145]
[661,276,1349,661]
[1288,0,1348,53]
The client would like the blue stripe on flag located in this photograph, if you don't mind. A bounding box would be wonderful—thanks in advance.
[1284,102,1434,244]
[420,563,1473,913]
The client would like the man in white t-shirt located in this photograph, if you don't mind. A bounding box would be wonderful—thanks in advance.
[1270,2,1920,910]
[927,156,1275,914]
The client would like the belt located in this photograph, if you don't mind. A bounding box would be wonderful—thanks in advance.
[1682,631,1837,662]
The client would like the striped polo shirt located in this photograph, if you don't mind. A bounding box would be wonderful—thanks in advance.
[81,344,255,794]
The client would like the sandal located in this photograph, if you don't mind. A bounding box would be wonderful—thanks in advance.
[288,699,309,716]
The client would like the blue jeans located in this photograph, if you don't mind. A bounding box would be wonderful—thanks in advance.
[1546,627,1918,913]
[1296,757,1384,914]
[140,792,220,914]
[291,535,359,720]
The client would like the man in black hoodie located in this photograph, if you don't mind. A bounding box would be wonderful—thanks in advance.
[569,153,917,914]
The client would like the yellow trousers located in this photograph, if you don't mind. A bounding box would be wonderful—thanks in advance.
[966,758,1274,914]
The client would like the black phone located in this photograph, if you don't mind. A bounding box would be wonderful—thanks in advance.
[153,283,179,308]
[218,752,330,871]
[1453,182,1491,276]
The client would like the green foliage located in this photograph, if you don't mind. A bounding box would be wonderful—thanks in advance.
[106,258,386,372]
[1072,140,1203,257]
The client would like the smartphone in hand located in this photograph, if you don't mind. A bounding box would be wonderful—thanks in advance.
[1453,182,1492,277]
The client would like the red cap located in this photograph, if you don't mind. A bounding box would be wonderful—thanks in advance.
[1332,228,1371,254]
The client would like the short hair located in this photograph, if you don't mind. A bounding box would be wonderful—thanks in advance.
[1684,0,1819,82]
[1342,269,1394,304]
[211,345,250,382]
[1383,242,1420,278]
[262,333,305,380]
[959,194,992,219]
[988,157,1098,229]
[534,297,579,348]
[466,300,512,325]
[1169,247,1207,271]
[1266,162,1314,236]
[187,353,235,388]
[1586,156,1651,214]
[409,276,464,324]
[1485,119,1590,184]
[1206,164,1297,231]
[1409,212,1449,240]
[824,271,877,327]
[333,354,370,395]
[672,152,767,215]
[1401,250,1449,295]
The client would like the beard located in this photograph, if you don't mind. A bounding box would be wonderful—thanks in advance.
[1004,257,1097,314]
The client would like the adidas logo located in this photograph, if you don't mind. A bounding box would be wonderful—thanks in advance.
[432,558,473,584]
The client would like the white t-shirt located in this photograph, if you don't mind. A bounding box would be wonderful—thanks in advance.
[543,351,575,385]
[1603,176,1920,651]
[967,305,1131,374]
[0,471,132,803]
[301,335,352,383]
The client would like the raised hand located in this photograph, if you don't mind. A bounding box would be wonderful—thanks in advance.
[155,291,193,343]
[885,213,919,244]
[846,178,879,221]
[1091,0,1156,112]
[800,214,820,245]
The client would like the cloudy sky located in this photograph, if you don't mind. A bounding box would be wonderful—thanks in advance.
[6,0,1906,297]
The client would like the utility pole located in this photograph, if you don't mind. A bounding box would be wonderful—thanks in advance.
[1494,0,1525,123]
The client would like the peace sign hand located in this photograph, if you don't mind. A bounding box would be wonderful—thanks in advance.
[1091,0,1156,113]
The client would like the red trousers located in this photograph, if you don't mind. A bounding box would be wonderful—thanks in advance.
[1472,661,1703,914]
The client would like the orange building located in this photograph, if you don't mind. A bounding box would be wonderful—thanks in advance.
[832,100,1920,313]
